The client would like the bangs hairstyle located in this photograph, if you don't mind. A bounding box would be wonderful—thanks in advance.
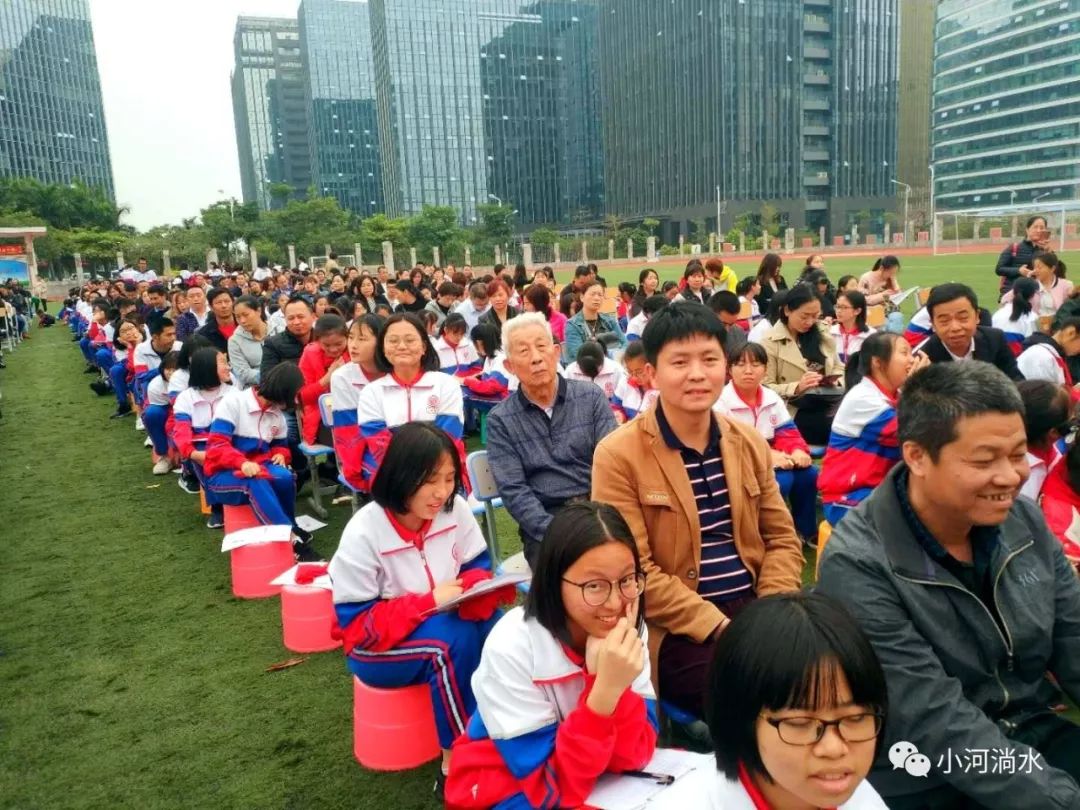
[313,313,348,339]
[470,321,501,357]
[848,331,903,389]
[729,340,768,367]
[234,294,266,320]
[837,289,868,331]
[258,361,304,408]
[350,313,384,340]
[524,502,644,644]
[641,294,669,317]
[705,592,888,781]
[898,361,1023,461]
[370,421,463,515]
[640,301,726,365]
[440,312,468,337]
[159,350,180,374]
[178,334,213,369]
[188,347,226,390]
[374,312,440,373]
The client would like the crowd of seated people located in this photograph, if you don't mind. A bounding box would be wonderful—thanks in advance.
[55,248,1080,808]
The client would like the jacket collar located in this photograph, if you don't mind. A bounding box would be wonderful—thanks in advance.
[863,464,1031,581]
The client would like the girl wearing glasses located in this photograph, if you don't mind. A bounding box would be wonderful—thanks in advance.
[355,312,465,489]
[446,502,658,808]
[697,592,888,808]
[829,290,875,365]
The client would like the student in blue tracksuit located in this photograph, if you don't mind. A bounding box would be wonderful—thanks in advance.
[330,421,512,791]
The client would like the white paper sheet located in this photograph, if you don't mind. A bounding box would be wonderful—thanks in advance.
[585,750,713,810]
[427,572,530,613]
[294,514,328,533]
[220,524,293,552]
[270,563,333,589]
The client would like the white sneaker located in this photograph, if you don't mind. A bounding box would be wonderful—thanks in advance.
[144,437,153,447]
[135,417,145,431]
[152,457,173,475]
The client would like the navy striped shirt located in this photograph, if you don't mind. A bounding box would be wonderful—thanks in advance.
[655,404,755,605]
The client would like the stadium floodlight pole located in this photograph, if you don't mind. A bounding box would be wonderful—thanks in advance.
[928,164,937,255]
[890,179,912,246]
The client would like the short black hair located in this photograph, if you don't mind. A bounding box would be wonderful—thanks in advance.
[369,421,463,515]
[641,294,669,317]
[898,361,1024,461]
[623,340,646,362]
[149,316,174,335]
[178,334,213,369]
[524,501,644,645]
[206,287,233,306]
[705,592,888,781]
[313,313,348,339]
[159,350,180,374]
[728,340,768,367]
[574,341,606,378]
[188,347,225,390]
[573,264,591,278]
[374,312,440,373]
[1017,379,1071,448]
[470,321,501,357]
[708,290,740,315]
[285,295,314,313]
[147,283,167,297]
[257,361,304,408]
[926,283,978,319]
[640,301,727,365]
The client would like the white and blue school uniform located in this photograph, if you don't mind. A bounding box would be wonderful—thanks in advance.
[991,306,1038,356]
[715,383,819,539]
[167,367,190,403]
[829,323,876,365]
[565,357,627,405]
[204,387,295,527]
[143,374,173,455]
[433,335,482,377]
[625,311,649,341]
[172,384,234,494]
[356,371,464,486]
[132,340,182,405]
[329,496,496,748]
[330,363,382,492]
[612,376,651,420]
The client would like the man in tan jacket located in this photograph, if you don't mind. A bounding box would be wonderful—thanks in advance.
[592,302,804,716]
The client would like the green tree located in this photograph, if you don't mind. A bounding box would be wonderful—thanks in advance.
[530,227,559,246]
[475,203,514,245]
[359,213,409,259]
[259,196,356,258]
[0,177,123,231]
[268,183,294,208]
[603,213,624,239]
[406,205,464,262]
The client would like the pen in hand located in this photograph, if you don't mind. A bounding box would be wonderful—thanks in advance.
[622,769,675,785]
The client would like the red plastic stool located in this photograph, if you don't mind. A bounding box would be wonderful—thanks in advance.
[280,583,340,652]
[353,678,440,770]
[230,541,295,599]
[224,504,261,534]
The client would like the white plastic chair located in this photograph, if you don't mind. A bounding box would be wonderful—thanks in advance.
[465,450,505,562]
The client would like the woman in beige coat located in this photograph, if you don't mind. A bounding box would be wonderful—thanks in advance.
[760,283,844,445]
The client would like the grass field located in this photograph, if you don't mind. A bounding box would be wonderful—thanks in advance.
[1,249,1076,809]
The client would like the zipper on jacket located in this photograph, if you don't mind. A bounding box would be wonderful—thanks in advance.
[416,545,435,590]
[894,539,1030,712]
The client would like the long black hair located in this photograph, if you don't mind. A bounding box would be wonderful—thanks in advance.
[1010,277,1039,321]
[780,284,826,367]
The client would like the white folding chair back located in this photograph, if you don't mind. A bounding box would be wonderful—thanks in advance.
[466,450,504,560]
[318,393,334,427]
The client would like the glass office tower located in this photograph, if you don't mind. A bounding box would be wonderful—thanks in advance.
[933,0,1080,213]
[299,0,383,217]
[231,17,311,210]
[369,0,603,226]
[0,0,114,200]
[597,0,898,237]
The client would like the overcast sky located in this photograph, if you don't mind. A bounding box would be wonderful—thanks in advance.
[89,0,300,231]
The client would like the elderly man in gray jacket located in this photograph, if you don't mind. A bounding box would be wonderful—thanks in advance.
[818,361,1080,810]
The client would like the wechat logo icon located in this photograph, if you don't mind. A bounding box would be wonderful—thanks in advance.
[889,741,931,778]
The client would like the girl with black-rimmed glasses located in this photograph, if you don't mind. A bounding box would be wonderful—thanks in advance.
[446,502,658,808]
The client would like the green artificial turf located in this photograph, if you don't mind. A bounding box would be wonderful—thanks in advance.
[2,249,1075,808]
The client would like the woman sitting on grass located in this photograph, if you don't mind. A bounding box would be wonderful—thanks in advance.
[330,422,511,796]
[447,502,657,808]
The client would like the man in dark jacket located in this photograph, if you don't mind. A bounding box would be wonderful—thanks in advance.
[818,361,1080,809]
[995,214,1050,297]
[260,296,314,475]
[920,283,1023,381]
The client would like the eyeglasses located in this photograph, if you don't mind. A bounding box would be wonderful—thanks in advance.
[764,713,884,746]
[385,336,423,348]
[562,572,646,606]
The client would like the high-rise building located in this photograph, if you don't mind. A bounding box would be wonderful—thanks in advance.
[231,16,311,210]
[0,0,114,200]
[597,0,899,239]
[897,0,935,227]
[368,0,604,226]
[298,0,383,217]
[932,0,1080,214]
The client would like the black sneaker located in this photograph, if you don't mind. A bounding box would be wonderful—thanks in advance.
[109,405,132,419]
[206,507,224,529]
[294,541,321,562]
[83,365,98,374]
[177,473,200,495]
[90,380,110,396]
[433,771,446,802]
